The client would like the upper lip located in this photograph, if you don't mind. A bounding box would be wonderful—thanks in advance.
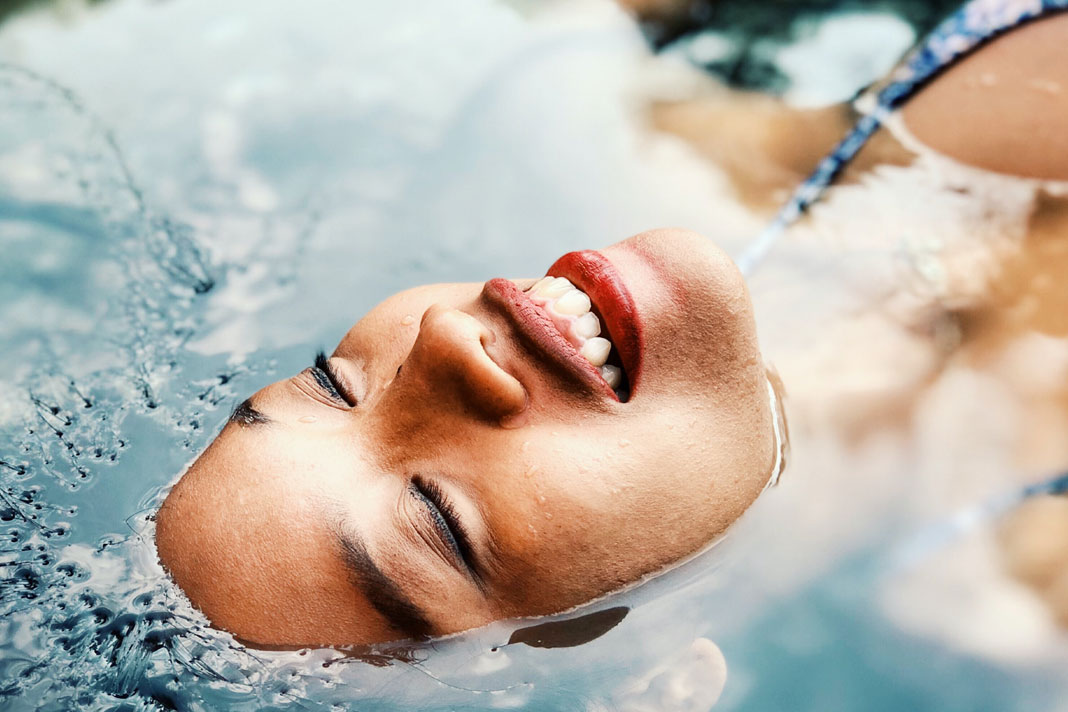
[479,250,643,403]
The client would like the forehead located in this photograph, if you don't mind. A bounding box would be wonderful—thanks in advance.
[156,427,391,642]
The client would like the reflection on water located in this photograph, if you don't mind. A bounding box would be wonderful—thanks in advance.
[2,0,1068,710]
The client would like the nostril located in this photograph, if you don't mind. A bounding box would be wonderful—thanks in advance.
[405,306,528,421]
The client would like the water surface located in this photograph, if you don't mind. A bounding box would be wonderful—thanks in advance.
[2,1,1068,710]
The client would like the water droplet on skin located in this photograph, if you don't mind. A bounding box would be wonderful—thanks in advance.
[1028,78,1062,95]
[544,512,553,520]
[401,314,415,326]
[298,415,317,424]
[538,495,547,504]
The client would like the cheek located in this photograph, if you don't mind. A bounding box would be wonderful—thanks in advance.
[576,409,725,513]
[501,427,657,536]
[486,434,709,611]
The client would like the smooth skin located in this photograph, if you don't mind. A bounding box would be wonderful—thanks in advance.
[155,229,777,647]
[902,12,1068,182]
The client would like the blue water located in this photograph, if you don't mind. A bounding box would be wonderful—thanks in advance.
[2,1,1068,710]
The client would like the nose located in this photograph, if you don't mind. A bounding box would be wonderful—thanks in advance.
[390,305,528,422]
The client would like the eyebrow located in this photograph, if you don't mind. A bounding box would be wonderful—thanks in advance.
[335,529,435,641]
[229,398,271,427]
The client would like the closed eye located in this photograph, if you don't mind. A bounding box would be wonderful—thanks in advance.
[410,476,481,584]
[310,350,358,407]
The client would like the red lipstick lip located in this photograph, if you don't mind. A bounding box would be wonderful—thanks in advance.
[481,278,618,401]
[547,250,643,395]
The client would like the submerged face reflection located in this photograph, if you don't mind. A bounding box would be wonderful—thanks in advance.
[155,229,777,646]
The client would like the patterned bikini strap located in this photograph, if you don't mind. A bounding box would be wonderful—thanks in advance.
[734,0,1068,277]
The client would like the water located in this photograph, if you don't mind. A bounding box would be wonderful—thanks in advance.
[3,0,1068,710]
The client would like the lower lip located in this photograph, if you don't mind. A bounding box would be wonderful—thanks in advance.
[547,250,643,394]
[481,279,618,400]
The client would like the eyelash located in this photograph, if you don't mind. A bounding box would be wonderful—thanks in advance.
[411,475,477,577]
[310,350,357,407]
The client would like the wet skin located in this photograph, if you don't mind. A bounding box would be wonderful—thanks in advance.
[155,229,777,646]
[902,12,1068,182]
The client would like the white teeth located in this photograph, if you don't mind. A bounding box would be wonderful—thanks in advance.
[526,276,625,392]
[540,277,574,298]
[580,336,611,367]
[572,311,601,340]
[553,288,591,316]
[601,364,622,390]
[529,276,554,294]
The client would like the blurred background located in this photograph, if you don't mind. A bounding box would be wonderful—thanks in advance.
[2,1,1068,710]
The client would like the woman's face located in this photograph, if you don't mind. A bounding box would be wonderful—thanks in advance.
[155,228,777,646]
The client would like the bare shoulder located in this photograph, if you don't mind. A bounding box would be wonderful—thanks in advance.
[902,12,1068,180]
